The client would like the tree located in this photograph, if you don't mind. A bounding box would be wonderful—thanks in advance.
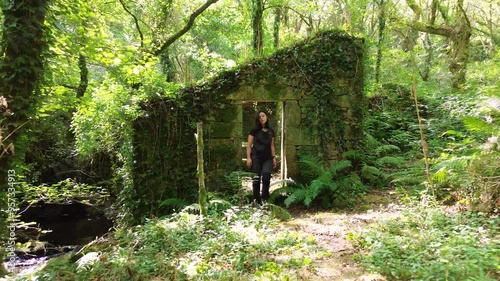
[154,0,220,56]
[252,0,264,56]
[375,0,387,83]
[0,0,49,276]
[405,0,472,90]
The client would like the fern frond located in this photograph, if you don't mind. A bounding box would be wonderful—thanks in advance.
[209,199,232,208]
[304,179,326,206]
[361,164,384,181]
[327,159,352,175]
[376,156,405,166]
[434,156,473,171]
[364,132,383,148]
[225,171,253,189]
[159,198,189,211]
[432,167,449,183]
[462,116,498,135]
[342,150,362,160]
[375,144,401,156]
[336,173,366,196]
[269,180,298,198]
[181,203,200,213]
[265,203,292,221]
[284,187,308,207]
[390,167,426,185]
[299,155,326,177]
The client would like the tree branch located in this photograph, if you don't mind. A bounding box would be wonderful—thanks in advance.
[118,0,144,48]
[262,4,312,28]
[407,20,452,37]
[155,0,219,56]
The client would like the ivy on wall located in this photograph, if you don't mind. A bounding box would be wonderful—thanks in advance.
[130,30,364,223]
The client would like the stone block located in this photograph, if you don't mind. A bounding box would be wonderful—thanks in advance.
[285,126,315,145]
[209,122,241,138]
[285,100,301,126]
[215,104,242,122]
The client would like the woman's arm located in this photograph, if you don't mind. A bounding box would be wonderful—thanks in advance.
[271,137,277,168]
[246,135,254,168]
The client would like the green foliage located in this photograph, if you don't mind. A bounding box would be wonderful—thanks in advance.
[224,171,254,205]
[355,207,500,280]
[69,55,181,225]
[265,203,292,221]
[284,155,366,209]
[426,92,500,210]
[20,179,110,205]
[342,132,405,189]
[158,198,191,212]
[15,206,323,280]
[462,115,499,136]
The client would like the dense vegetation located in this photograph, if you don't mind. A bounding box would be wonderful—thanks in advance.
[1,0,498,279]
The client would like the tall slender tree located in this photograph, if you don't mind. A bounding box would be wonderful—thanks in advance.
[375,0,386,83]
[252,0,264,56]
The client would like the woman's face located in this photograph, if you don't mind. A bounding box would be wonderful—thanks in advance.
[259,112,267,126]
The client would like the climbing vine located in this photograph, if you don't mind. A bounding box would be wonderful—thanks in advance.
[129,30,365,223]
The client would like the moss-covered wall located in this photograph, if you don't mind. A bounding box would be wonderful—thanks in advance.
[131,30,365,220]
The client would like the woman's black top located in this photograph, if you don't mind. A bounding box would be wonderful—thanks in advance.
[249,127,275,161]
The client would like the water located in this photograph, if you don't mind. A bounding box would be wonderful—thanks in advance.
[4,203,113,276]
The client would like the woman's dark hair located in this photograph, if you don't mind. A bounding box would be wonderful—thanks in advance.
[253,110,269,129]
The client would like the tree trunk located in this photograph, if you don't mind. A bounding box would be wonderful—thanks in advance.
[195,122,207,216]
[419,34,433,81]
[252,0,264,56]
[448,0,472,89]
[76,54,88,98]
[160,50,176,82]
[273,6,282,50]
[375,0,386,83]
[0,0,49,276]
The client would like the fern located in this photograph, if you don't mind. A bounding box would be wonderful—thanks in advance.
[283,184,309,207]
[376,156,405,166]
[327,159,352,175]
[462,116,498,135]
[159,198,190,211]
[374,144,401,156]
[433,156,473,171]
[297,155,326,179]
[285,158,365,208]
[361,164,384,182]
[364,132,383,148]
[342,150,362,160]
[264,203,292,221]
[181,203,201,213]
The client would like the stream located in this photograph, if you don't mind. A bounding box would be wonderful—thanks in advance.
[4,202,113,275]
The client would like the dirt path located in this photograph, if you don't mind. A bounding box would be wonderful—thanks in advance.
[282,192,403,281]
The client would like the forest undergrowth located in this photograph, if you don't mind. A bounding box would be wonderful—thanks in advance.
[4,189,498,281]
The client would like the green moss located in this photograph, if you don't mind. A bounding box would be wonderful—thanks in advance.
[131,29,365,222]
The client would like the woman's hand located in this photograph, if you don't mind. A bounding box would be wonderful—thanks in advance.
[272,158,277,169]
[246,158,252,168]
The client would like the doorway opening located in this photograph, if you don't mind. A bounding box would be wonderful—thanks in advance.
[241,101,286,183]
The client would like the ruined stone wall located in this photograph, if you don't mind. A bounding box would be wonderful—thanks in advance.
[132,30,365,218]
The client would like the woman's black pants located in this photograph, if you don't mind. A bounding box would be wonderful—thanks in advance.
[251,157,273,204]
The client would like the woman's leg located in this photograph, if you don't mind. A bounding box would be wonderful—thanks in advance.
[261,158,273,201]
[251,157,263,204]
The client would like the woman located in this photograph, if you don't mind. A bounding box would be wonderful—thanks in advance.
[246,110,277,205]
